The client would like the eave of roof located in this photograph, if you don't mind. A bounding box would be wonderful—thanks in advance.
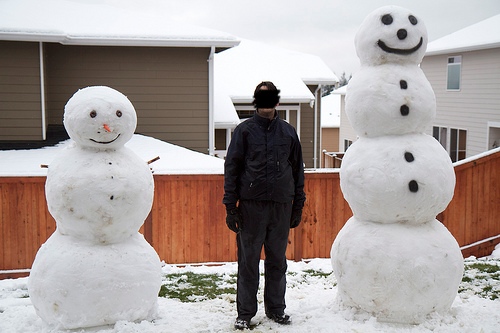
[0,31,239,48]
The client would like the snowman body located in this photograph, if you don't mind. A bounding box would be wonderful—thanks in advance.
[332,217,463,324]
[45,144,153,244]
[330,6,463,324]
[29,86,162,329]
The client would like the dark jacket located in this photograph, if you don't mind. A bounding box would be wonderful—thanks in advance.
[223,112,306,211]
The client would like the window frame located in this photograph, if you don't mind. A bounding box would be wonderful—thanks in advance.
[446,55,462,91]
[433,125,467,162]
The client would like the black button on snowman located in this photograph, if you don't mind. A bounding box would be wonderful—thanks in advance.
[28,86,162,330]
[331,6,464,324]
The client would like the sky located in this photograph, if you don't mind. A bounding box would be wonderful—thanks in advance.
[139,0,500,78]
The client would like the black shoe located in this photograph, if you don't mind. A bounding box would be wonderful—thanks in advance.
[234,318,250,330]
[266,313,291,325]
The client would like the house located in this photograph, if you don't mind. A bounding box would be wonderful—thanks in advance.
[214,39,339,168]
[320,93,341,153]
[421,14,500,161]
[319,93,341,153]
[329,85,355,152]
[0,0,239,155]
[1,1,338,163]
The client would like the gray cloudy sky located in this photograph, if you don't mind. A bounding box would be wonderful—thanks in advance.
[154,0,500,78]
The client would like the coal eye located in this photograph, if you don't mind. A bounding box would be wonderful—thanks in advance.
[116,110,122,117]
[381,14,393,25]
[409,15,418,25]
[90,110,97,118]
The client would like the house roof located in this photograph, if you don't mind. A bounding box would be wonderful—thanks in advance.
[321,94,341,128]
[0,0,239,48]
[426,14,500,56]
[330,85,347,96]
[214,39,339,128]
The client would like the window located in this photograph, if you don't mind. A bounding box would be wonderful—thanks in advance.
[447,56,461,90]
[488,122,500,150]
[344,139,353,152]
[433,126,447,149]
[433,126,467,162]
[450,128,467,162]
[236,108,287,121]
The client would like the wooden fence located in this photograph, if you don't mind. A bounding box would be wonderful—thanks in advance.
[1,150,499,279]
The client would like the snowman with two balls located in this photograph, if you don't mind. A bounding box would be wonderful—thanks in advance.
[29,86,162,330]
[331,6,464,324]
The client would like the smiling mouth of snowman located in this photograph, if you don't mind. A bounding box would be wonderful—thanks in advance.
[90,134,121,144]
[377,37,423,55]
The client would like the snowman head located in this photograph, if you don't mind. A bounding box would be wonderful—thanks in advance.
[64,86,137,149]
[355,6,428,66]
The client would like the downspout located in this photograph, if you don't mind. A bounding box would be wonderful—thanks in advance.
[208,46,215,156]
[313,85,321,168]
[39,42,46,140]
[296,105,301,138]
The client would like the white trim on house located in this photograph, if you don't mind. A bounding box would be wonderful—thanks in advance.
[0,33,240,48]
[487,121,500,151]
[208,46,215,156]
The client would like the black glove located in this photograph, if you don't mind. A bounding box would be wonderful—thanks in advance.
[226,207,243,233]
[290,209,303,228]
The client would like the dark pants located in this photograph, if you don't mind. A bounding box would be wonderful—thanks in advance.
[236,200,292,321]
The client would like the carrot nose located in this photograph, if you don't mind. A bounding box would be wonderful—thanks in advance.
[103,124,112,132]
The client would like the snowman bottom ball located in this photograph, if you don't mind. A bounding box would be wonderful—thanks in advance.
[28,232,162,330]
[331,217,464,324]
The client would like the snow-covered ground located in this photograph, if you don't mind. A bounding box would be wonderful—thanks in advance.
[1,255,500,333]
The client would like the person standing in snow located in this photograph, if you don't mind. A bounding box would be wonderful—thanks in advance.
[223,81,306,330]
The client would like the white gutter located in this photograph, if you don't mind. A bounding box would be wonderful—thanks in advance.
[39,42,46,140]
[313,85,321,168]
[208,46,215,156]
[0,33,240,49]
[296,105,301,139]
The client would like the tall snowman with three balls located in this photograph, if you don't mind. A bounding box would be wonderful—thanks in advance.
[331,6,464,324]
[29,86,162,329]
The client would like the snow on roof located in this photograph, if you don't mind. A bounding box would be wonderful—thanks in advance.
[426,14,500,56]
[0,135,224,176]
[214,39,339,128]
[331,85,347,95]
[321,94,341,128]
[0,0,239,48]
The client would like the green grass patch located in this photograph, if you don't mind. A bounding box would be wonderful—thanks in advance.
[459,258,500,300]
[302,269,332,279]
[159,271,236,302]
[157,259,500,303]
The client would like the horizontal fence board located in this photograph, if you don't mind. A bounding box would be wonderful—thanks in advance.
[1,150,499,278]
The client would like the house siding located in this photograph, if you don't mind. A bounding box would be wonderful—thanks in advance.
[31,43,208,153]
[0,41,42,140]
[338,93,357,151]
[321,127,339,153]
[421,48,500,157]
[300,100,315,168]
[300,84,324,168]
